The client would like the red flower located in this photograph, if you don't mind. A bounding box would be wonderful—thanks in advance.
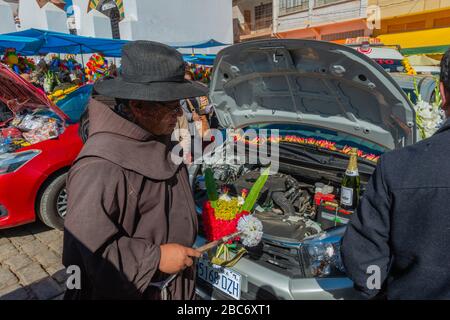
[202,201,251,242]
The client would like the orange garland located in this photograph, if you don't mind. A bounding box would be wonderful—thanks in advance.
[236,134,380,163]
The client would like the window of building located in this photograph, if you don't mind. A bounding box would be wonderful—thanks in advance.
[315,0,346,7]
[434,17,450,28]
[254,3,273,30]
[406,20,426,31]
[387,20,425,34]
[387,23,405,33]
[321,29,365,41]
[279,0,308,16]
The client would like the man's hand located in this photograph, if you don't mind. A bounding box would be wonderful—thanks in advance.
[159,244,201,274]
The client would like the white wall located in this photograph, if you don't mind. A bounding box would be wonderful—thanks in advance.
[0,0,16,33]
[42,3,69,33]
[18,0,69,33]
[72,0,112,38]
[120,0,233,53]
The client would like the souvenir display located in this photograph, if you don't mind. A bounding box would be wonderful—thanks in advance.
[186,62,212,84]
[1,48,36,75]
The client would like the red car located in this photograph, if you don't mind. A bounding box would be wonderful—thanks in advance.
[0,64,91,230]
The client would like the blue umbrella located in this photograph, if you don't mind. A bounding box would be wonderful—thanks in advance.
[6,29,228,58]
[183,54,216,66]
[0,35,44,55]
[170,39,229,49]
[6,29,128,57]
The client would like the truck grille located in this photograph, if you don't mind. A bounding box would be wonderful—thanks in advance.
[247,241,305,278]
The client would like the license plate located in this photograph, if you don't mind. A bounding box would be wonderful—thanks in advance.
[196,257,241,300]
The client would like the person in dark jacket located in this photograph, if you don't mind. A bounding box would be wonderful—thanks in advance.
[341,49,450,299]
[63,41,208,300]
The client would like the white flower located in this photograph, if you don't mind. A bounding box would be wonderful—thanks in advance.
[219,194,231,201]
[414,100,444,138]
[237,215,263,247]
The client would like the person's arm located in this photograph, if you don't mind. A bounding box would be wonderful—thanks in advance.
[341,156,392,299]
[180,99,193,122]
[64,160,161,297]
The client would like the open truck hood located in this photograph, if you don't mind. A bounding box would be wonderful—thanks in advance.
[210,40,417,151]
[0,63,68,122]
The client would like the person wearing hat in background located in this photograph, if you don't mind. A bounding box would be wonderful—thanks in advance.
[62,41,207,300]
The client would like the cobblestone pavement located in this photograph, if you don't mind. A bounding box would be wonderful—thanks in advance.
[0,222,67,300]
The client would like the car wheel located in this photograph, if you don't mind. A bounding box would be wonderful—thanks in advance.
[37,173,68,230]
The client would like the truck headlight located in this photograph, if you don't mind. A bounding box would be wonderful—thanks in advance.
[0,150,41,175]
[300,226,346,278]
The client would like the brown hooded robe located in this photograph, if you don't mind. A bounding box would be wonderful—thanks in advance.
[63,99,198,300]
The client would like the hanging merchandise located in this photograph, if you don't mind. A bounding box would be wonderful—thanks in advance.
[85,53,109,83]
[65,54,84,83]
[1,48,36,75]
[39,54,83,101]
[186,62,212,84]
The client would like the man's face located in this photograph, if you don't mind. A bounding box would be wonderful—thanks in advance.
[129,100,183,136]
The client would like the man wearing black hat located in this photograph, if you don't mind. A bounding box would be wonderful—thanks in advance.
[62,41,207,300]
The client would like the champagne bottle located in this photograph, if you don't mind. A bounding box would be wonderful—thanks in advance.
[340,148,360,211]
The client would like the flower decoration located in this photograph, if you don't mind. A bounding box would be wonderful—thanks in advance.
[202,167,269,267]
[407,77,444,139]
[236,134,381,163]
[402,58,417,75]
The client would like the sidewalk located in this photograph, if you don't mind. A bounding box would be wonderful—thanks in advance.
[0,222,67,300]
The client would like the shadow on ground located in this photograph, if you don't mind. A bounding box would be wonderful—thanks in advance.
[0,221,67,300]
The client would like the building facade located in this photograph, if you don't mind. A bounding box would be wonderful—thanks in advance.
[370,0,450,55]
[233,0,372,43]
[233,0,274,42]
[275,0,370,42]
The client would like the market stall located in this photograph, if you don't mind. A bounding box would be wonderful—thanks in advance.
[1,30,222,127]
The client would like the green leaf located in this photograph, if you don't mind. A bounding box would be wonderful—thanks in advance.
[204,167,218,208]
[241,166,271,213]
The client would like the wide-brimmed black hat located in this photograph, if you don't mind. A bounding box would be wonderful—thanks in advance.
[94,40,208,101]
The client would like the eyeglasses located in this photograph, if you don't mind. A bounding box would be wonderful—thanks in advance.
[164,104,182,114]
[153,101,182,115]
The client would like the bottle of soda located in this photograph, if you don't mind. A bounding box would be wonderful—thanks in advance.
[340,148,360,211]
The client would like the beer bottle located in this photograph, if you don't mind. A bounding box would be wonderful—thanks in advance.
[340,148,360,211]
